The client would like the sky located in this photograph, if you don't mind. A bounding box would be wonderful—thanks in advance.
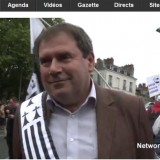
[2,12,160,85]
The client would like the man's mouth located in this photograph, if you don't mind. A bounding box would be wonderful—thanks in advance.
[48,79,69,84]
[53,79,66,83]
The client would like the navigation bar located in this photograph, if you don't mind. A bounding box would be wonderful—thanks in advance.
[0,0,160,11]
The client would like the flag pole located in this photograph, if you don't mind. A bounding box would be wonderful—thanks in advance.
[18,69,23,101]
[94,68,111,89]
[40,18,51,27]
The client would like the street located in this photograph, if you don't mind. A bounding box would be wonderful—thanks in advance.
[0,129,8,159]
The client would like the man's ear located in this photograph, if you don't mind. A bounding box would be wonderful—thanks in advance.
[87,52,95,72]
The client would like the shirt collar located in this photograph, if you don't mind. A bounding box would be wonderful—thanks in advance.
[81,79,96,106]
[46,79,97,112]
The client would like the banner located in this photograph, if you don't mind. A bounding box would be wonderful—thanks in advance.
[30,18,46,54]
[147,75,160,97]
[26,18,46,100]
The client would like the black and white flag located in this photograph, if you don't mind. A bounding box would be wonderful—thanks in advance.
[22,93,58,158]
[26,18,46,100]
[26,73,40,100]
[30,18,46,54]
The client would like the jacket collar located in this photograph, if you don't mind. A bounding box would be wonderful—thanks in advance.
[95,84,117,159]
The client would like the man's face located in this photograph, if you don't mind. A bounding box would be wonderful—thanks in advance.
[39,32,94,106]
[9,99,17,108]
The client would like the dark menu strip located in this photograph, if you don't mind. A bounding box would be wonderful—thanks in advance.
[0,0,160,11]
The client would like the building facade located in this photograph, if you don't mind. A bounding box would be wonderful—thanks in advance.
[136,83,154,104]
[91,57,137,95]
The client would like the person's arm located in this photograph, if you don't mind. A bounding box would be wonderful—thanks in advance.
[12,107,23,159]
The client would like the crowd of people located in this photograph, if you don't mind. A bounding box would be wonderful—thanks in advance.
[0,97,19,158]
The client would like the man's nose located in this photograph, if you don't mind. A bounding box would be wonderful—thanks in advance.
[49,59,62,74]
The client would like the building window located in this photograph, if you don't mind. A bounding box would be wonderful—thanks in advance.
[97,74,101,85]
[120,70,125,74]
[124,71,127,75]
[116,77,120,89]
[123,80,126,90]
[129,82,133,92]
[108,75,112,87]
[114,67,117,72]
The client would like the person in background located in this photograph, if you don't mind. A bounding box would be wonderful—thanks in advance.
[5,97,19,159]
[0,100,6,132]
[147,100,160,127]
[13,23,154,159]
[147,100,160,158]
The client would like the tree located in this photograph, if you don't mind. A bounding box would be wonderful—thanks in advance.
[43,18,65,26]
[0,18,64,101]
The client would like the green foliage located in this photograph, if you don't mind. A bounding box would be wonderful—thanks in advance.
[0,18,64,101]
[43,18,65,26]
